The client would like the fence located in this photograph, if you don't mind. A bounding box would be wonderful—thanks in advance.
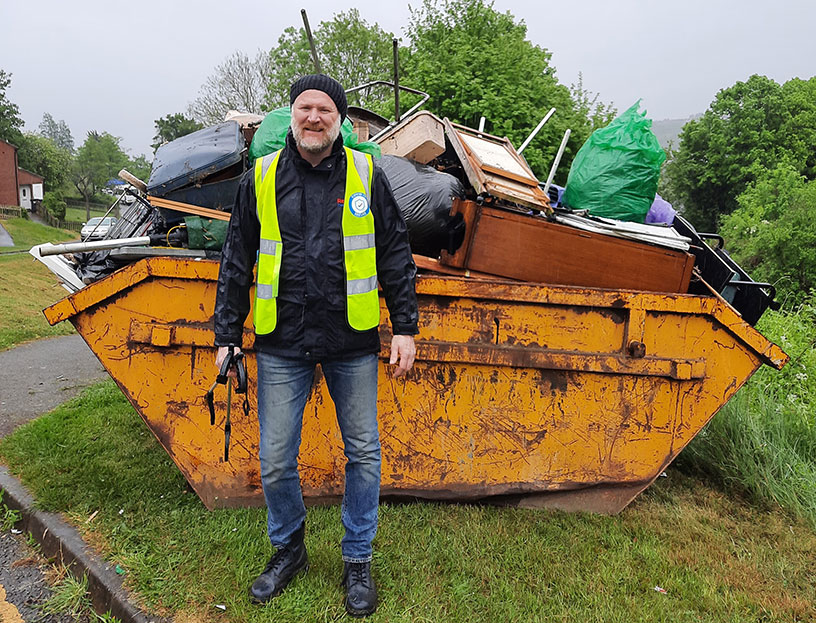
[0,205,25,219]
[40,210,83,233]
[66,197,109,212]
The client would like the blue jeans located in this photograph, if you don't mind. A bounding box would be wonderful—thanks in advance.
[255,351,380,562]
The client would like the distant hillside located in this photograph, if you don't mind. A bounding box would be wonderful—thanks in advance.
[651,114,702,150]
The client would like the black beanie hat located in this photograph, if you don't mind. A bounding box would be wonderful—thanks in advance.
[290,74,348,121]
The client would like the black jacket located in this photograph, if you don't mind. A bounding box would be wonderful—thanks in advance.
[214,132,419,360]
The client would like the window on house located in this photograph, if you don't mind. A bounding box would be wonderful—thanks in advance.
[22,188,27,197]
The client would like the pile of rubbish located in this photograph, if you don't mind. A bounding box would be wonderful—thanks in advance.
[31,91,778,326]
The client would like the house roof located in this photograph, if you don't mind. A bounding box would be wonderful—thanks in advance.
[0,137,19,150]
[18,167,44,184]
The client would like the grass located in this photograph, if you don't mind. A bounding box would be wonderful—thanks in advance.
[1,381,814,623]
[0,216,76,251]
[40,569,94,618]
[0,218,78,350]
[678,297,816,526]
[65,205,111,223]
[1,498,22,530]
[40,563,122,622]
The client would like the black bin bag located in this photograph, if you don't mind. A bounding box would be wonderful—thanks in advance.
[377,155,465,258]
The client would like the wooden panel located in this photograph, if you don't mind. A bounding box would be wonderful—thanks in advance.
[413,255,499,279]
[442,201,694,293]
[376,110,446,164]
[352,118,370,142]
[147,196,231,221]
[443,119,551,211]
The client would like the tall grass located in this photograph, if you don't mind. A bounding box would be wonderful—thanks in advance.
[678,294,816,525]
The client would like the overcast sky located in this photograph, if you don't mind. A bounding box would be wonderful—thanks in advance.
[2,1,814,158]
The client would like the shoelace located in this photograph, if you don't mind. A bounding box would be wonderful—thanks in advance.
[347,563,372,589]
[264,547,294,574]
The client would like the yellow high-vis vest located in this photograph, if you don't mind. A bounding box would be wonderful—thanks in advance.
[253,147,379,335]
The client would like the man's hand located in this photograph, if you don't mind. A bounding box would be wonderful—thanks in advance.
[389,335,416,378]
[215,345,242,379]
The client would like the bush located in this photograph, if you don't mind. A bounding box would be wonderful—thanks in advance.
[42,190,67,220]
[677,295,816,526]
[720,164,816,306]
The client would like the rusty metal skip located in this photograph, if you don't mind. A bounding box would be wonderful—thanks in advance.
[42,256,788,514]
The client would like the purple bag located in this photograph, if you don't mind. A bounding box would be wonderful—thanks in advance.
[645,193,677,225]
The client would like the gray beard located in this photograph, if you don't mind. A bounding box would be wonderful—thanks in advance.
[292,116,342,154]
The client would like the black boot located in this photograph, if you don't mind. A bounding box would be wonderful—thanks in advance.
[249,523,308,603]
[342,561,378,617]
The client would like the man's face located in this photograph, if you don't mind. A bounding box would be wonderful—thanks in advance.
[291,89,342,155]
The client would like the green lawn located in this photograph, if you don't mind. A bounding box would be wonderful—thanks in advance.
[0,217,76,250]
[0,217,77,349]
[65,205,111,223]
[1,381,814,623]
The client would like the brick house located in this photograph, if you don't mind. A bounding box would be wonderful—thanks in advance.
[17,167,44,210]
[0,138,19,206]
[0,138,45,210]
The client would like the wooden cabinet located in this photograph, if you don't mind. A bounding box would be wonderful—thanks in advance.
[440,199,695,293]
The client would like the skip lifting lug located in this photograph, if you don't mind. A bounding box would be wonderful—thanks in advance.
[206,346,250,461]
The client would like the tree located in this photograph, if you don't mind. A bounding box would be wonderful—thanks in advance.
[188,50,272,125]
[662,75,816,232]
[152,113,203,152]
[16,133,72,190]
[72,131,129,219]
[0,69,24,145]
[38,112,74,152]
[719,163,816,305]
[42,190,67,220]
[264,9,395,112]
[126,154,152,185]
[569,73,616,134]
[402,0,605,182]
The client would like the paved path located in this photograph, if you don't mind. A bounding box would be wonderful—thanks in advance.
[0,335,109,438]
[0,222,14,247]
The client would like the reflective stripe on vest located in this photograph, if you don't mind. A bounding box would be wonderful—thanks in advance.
[253,147,379,335]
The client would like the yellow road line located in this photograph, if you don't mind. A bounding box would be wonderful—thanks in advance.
[0,583,25,623]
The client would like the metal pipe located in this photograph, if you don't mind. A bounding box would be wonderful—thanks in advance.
[301,9,322,73]
[478,116,486,133]
[393,39,400,123]
[518,107,556,153]
[37,236,152,257]
[82,193,123,241]
[344,81,430,140]
[543,128,571,195]
[345,80,427,99]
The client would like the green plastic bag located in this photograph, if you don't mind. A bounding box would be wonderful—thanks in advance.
[248,107,381,162]
[185,216,228,251]
[564,101,665,223]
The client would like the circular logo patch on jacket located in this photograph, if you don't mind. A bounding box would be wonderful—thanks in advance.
[349,192,370,218]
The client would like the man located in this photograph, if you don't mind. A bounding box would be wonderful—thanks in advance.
[213,74,418,617]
